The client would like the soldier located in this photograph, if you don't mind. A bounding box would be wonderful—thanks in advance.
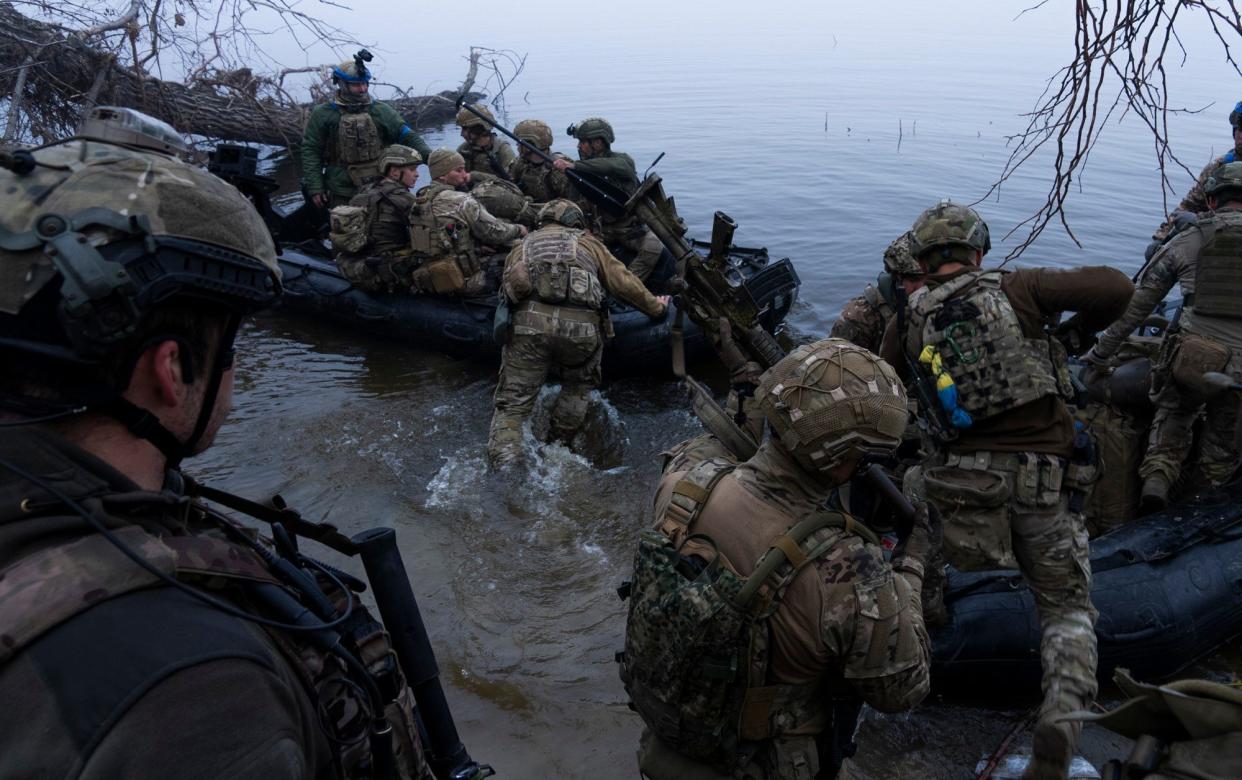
[829,232,919,352]
[487,199,668,467]
[620,339,935,780]
[300,51,431,208]
[553,117,666,283]
[0,110,432,777]
[1149,100,1242,247]
[332,144,424,290]
[510,119,579,203]
[882,201,1134,780]
[455,104,517,180]
[1086,162,1242,512]
[417,149,527,296]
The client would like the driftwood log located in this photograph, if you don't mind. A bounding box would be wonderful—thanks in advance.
[0,2,481,147]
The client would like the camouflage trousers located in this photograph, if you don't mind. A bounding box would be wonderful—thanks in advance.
[603,223,665,281]
[905,451,1099,734]
[336,253,422,293]
[1141,354,1242,488]
[637,729,832,780]
[487,301,603,465]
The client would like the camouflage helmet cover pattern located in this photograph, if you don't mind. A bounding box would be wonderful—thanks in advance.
[514,119,554,150]
[1205,161,1242,199]
[568,117,615,144]
[882,232,921,276]
[0,136,280,358]
[378,144,423,175]
[756,339,907,477]
[538,199,586,228]
[332,60,371,83]
[428,149,466,179]
[909,200,991,267]
[456,104,496,130]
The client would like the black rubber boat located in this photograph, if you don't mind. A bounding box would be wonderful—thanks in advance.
[930,478,1242,690]
[272,238,800,375]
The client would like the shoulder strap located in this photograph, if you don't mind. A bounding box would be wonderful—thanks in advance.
[654,458,735,540]
[0,524,278,666]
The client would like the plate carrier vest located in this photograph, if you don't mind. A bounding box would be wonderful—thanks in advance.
[1191,213,1242,319]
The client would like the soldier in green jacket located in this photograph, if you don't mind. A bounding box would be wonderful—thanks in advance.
[301,52,431,208]
[554,117,666,283]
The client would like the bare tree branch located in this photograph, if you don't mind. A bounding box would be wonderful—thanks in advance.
[985,0,1242,259]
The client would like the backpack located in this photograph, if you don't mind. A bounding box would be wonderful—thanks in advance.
[619,459,870,770]
[328,204,371,255]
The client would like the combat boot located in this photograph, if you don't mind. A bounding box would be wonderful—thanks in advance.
[1021,719,1073,780]
[1139,474,1170,515]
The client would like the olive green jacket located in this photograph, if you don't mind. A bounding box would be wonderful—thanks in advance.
[301,101,431,199]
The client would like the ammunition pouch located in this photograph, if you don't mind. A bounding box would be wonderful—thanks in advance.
[336,111,383,186]
[412,258,466,295]
[1170,332,1232,399]
[916,455,1019,572]
[329,204,372,255]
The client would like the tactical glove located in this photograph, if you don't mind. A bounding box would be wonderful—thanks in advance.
[892,500,941,568]
[716,317,763,386]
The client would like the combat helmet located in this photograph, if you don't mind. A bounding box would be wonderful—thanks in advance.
[456,104,496,131]
[538,199,587,229]
[908,200,991,269]
[882,232,921,276]
[756,339,907,478]
[567,117,615,144]
[1229,100,1242,129]
[378,144,423,175]
[1205,161,1242,201]
[0,108,281,460]
[332,49,373,85]
[514,119,554,150]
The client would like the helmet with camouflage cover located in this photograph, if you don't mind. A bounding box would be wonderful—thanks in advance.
[1229,100,1242,129]
[909,200,991,269]
[1205,161,1242,201]
[514,119,553,150]
[456,104,496,131]
[882,232,921,276]
[428,149,466,179]
[757,339,907,478]
[378,144,423,176]
[538,199,587,229]
[0,110,280,459]
[567,117,615,144]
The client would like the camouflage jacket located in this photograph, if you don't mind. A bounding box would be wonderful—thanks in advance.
[511,154,579,203]
[1098,206,1242,360]
[301,101,431,199]
[0,427,430,780]
[350,176,418,256]
[829,285,891,353]
[456,138,518,180]
[882,265,1133,457]
[1153,150,1238,241]
[650,441,931,714]
[421,185,523,251]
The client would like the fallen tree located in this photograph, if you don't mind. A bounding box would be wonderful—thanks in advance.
[0,1,509,147]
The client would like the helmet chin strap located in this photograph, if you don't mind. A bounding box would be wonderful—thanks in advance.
[98,316,241,470]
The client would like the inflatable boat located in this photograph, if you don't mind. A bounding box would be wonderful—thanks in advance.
[273,238,800,375]
[930,479,1242,689]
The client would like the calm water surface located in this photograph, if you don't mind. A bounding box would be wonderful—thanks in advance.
[195,8,1239,777]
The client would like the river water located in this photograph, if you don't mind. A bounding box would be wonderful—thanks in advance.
[193,4,1240,777]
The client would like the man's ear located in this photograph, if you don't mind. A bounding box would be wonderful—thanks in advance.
[142,339,191,408]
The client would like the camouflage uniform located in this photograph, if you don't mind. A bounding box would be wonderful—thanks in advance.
[511,154,578,203]
[886,202,1134,780]
[1093,205,1242,490]
[456,138,518,180]
[487,211,666,465]
[418,182,524,296]
[624,341,931,780]
[335,176,422,291]
[469,172,541,228]
[1153,153,1238,241]
[0,122,432,779]
[829,234,915,353]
